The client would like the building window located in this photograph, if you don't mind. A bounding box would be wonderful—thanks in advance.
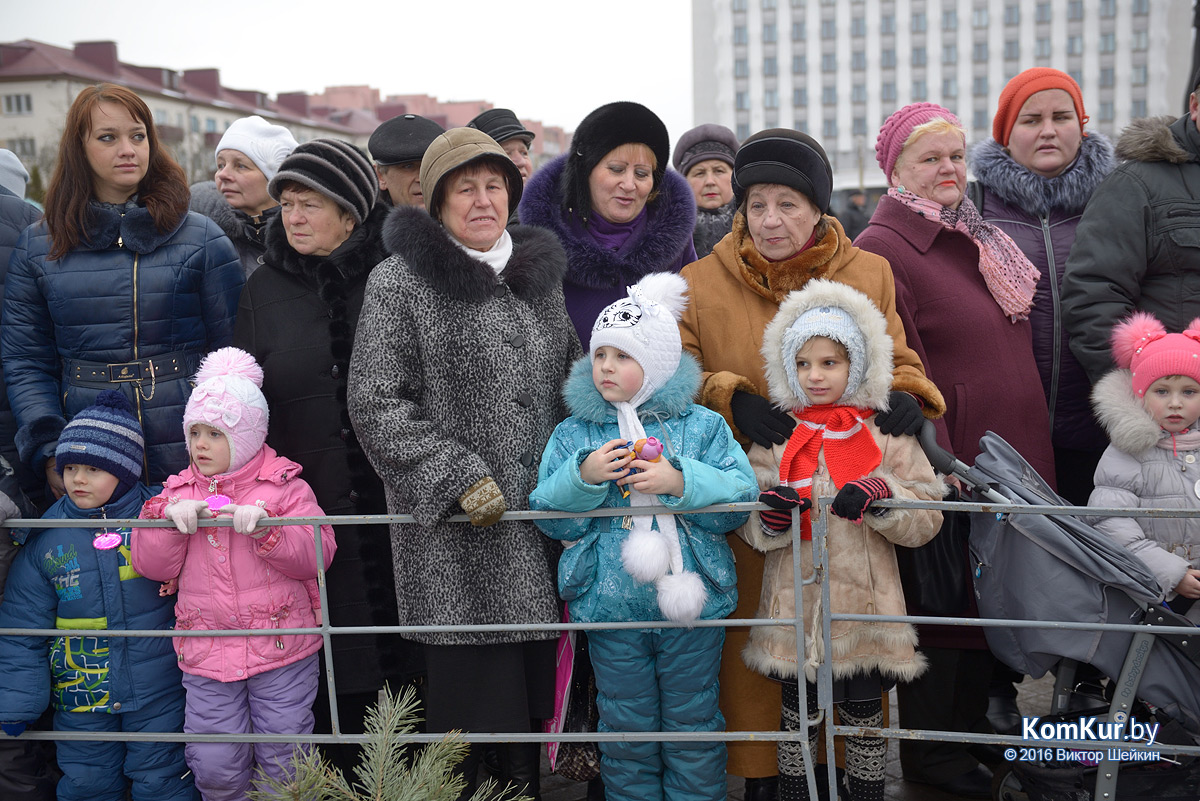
[1004,40,1020,60]
[852,84,867,103]
[1132,64,1148,86]
[733,0,746,10]
[1099,102,1114,122]
[912,47,926,67]
[794,87,808,106]
[973,76,988,96]
[913,79,928,101]
[942,9,957,30]
[764,89,779,109]
[205,118,217,133]
[1004,4,1019,25]
[881,49,897,68]
[793,55,807,74]
[852,51,867,70]
[1132,0,1149,14]
[823,119,838,138]
[1132,30,1149,51]
[973,42,988,62]
[1100,0,1116,16]
[881,15,896,34]
[1100,67,1115,87]
[912,12,926,32]
[943,43,957,64]
[973,8,989,28]
[943,77,958,98]
[190,114,200,133]
[737,123,750,140]
[735,59,749,78]
[1067,1,1084,20]
[1099,33,1116,53]
[2,94,32,115]
[973,109,989,130]
[734,25,748,45]
[821,19,836,38]
[764,22,778,42]
[793,21,806,39]
[1035,37,1051,58]
[6,137,35,158]
[736,91,749,111]
[882,82,897,102]
[822,86,838,105]
[822,53,837,72]
[1132,99,1148,118]
[764,57,778,76]
[1035,3,1051,23]
[852,17,866,37]
[763,0,777,8]
[1068,69,1083,86]
[853,117,868,136]
[1067,36,1083,56]
[790,0,804,7]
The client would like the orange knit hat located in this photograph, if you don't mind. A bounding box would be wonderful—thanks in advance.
[993,68,1088,147]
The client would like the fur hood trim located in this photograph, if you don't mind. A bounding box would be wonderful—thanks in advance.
[80,199,187,255]
[190,180,280,245]
[382,205,566,301]
[1116,116,1197,165]
[969,132,1115,216]
[518,154,696,289]
[265,201,388,280]
[1092,369,1162,455]
[760,279,894,411]
[561,352,702,424]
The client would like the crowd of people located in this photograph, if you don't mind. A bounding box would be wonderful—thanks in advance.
[0,64,1197,801]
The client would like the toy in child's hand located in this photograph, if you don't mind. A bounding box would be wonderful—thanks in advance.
[205,494,232,514]
[618,437,664,498]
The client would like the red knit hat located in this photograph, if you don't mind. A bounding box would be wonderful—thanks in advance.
[1111,312,1200,398]
[993,68,1088,147]
[875,103,962,182]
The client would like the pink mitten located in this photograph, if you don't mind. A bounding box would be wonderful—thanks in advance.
[219,504,270,537]
[163,499,213,534]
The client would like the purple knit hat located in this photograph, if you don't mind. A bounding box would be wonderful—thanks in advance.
[875,103,963,182]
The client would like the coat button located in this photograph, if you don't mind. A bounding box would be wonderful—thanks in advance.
[340,428,351,441]
[112,702,121,711]
[236,669,244,677]
[494,284,508,298]
[331,364,341,379]
[230,614,237,622]
[520,452,534,468]
[1187,455,1196,464]
[517,391,533,407]
[349,490,360,503]
[508,333,526,348]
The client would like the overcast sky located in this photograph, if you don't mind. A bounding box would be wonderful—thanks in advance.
[8,0,697,142]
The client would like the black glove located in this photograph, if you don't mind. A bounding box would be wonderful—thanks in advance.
[758,486,812,534]
[731,391,795,447]
[874,391,923,436]
[830,477,892,524]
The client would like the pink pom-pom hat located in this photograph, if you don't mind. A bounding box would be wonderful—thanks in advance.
[1110,312,1200,397]
[183,347,270,472]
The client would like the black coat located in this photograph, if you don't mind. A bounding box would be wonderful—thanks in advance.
[233,203,418,694]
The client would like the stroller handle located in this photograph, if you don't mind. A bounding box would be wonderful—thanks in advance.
[916,420,1009,503]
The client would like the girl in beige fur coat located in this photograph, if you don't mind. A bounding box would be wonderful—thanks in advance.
[740,279,944,801]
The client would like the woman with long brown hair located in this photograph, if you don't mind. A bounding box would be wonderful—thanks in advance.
[1,83,242,494]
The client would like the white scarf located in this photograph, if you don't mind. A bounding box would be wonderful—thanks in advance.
[452,229,513,275]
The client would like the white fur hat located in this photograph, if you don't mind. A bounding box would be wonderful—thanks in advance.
[215,116,299,181]
[589,272,690,396]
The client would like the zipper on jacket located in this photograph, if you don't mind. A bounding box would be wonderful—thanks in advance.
[129,252,149,479]
[1042,216,1060,434]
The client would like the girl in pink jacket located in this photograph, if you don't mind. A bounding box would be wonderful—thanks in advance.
[132,347,336,801]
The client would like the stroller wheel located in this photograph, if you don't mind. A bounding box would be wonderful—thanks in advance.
[992,764,1029,801]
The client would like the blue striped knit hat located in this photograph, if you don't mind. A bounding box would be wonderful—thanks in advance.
[55,390,144,497]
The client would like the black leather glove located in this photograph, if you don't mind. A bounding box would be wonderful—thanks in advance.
[731,391,795,447]
[758,486,813,534]
[830,477,892,524]
[875,391,924,436]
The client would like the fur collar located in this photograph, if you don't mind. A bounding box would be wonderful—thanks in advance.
[80,199,186,254]
[264,201,388,281]
[190,180,279,245]
[1091,369,1162,455]
[969,132,1115,216]
[760,279,894,411]
[1116,115,1198,165]
[562,353,702,424]
[518,154,696,289]
[728,212,851,302]
[382,205,566,301]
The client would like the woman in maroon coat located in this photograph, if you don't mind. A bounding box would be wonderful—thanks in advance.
[855,103,1053,799]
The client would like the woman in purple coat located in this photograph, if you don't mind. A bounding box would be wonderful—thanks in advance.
[854,103,1053,799]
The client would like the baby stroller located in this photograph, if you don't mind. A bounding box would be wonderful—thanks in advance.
[917,425,1200,801]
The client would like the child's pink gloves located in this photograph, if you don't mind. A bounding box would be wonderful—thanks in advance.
[163,499,213,534]
[218,504,269,538]
[830,477,892,524]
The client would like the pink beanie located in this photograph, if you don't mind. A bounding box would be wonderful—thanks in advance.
[1111,312,1200,398]
[183,347,270,473]
[875,103,962,182]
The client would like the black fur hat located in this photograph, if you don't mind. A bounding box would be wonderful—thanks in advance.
[561,101,669,222]
[733,128,833,214]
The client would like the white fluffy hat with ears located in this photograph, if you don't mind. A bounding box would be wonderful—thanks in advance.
[761,279,895,411]
[590,272,690,397]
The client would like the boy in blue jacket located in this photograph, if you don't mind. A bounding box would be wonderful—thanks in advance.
[530,272,756,801]
[0,391,193,801]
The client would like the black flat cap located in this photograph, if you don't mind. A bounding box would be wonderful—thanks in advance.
[368,114,446,166]
[467,108,535,145]
[733,128,833,213]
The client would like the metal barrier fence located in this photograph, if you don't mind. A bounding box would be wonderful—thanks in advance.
[3,497,1200,800]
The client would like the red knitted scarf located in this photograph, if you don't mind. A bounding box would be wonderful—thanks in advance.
[778,405,882,539]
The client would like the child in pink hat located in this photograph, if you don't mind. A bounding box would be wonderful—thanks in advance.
[132,347,336,801]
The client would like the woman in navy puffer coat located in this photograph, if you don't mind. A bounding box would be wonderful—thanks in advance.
[2,84,241,492]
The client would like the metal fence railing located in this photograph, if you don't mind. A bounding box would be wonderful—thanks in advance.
[3,497,1200,800]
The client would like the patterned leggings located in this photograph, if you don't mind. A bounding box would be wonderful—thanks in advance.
[778,681,885,801]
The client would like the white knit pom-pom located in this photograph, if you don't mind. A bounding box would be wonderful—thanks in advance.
[194,347,264,387]
[630,272,690,321]
[656,570,708,623]
[622,528,671,583]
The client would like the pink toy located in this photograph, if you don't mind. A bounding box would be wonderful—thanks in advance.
[618,437,664,498]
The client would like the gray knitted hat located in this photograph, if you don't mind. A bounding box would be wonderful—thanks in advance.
[268,138,377,223]
[672,124,738,176]
[781,304,868,403]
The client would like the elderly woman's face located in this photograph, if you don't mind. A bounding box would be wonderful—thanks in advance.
[891,130,966,208]
[216,149,274,216]
[1007,89,1083,179]
[686,159,734,210]
[440,164,509,252]
[588,143,655,224]
[745,184,822,262]
[279,186,354,257]
[502,138,534,182]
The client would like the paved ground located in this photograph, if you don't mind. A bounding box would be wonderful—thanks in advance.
[539,673,1057,801]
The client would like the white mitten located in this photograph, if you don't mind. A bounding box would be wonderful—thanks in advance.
[219,504,269,538]
[163,499,213,534]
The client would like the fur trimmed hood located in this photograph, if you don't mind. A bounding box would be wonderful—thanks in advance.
[190,180,280,245]
[969,131,1115,216]
[264,200,388,281]
[760,279,894,411]
[561,352,702,424]
[1091,368,1164,455]
[1115,115,1199,165]
[80,198,187,255]
[518,153,696,289]
[383,204,566,301]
